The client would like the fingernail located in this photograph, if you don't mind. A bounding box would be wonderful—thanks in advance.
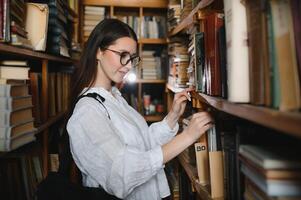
[187,92,191,101]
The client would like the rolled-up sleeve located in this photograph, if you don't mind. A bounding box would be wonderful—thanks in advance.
[147,118,179,146]
[67,100,164,198]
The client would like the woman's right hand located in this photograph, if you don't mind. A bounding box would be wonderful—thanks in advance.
[184,112,214,142]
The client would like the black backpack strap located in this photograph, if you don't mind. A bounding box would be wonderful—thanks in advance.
[75,92,111,119]
[58,92,110,176]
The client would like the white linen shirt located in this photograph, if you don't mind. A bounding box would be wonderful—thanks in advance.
[67,86,179,199]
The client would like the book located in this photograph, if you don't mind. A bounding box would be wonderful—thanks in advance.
[204,12,224,96]
[223,0,250,102]
[239,154,301,180]
[0,120,35,139]
[0,106,33,126]
[245,0,270,106]
[270,0,301,111]
[239,145,301,170]
[0,95,32,111]
[25,3,49,51]
[0,66,30,80]
[0,131,35,152]
[0,60,28,66]
[0,84,29,97]
[241,163,301,196]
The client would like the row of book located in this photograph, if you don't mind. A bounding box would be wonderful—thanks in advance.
[0,0,80,58]
[180,113,301,199]
[168,0,301,112]
[83,6,106,40]
[0,60,36,152]
[0,155,43,200]
[141,16,167,39]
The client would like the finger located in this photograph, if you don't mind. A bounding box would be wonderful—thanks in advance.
[175,95,189,104]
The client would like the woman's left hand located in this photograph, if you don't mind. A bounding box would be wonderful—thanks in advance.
[166,89,193,129]
[170,89,193,118]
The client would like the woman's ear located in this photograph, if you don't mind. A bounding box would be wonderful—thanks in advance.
[96,48,103,61]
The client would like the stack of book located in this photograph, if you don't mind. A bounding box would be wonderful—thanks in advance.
[83,6,105,40]
[239,145,301,199]
[167,2,181,32]
[168,38,190,88]
[47,0,71,57]
[0,60,36,152]
[115,15,139,37]
[141,50,161,80]
[180,0,193,21]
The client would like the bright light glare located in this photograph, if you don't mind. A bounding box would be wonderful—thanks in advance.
[124,71,137,83]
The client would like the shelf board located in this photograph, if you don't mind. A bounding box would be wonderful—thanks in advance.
[83,0,168,8]
[138,38,167,44]
[178,154,215,200]
[166,83,185,93]
[35,112,66,135]
[137,79,166,83]
[168,0,214,36]
[144,115,164,122]
[0,43,77,63]
[192,92,301,138]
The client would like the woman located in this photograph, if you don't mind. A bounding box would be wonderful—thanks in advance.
[67,19,213,200]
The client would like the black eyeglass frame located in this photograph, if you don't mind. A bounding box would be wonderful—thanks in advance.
[103,48,141,67]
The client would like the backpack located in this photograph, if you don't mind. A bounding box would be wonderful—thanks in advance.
[36,93,121,200]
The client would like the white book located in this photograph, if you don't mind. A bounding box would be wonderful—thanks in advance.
[223,0,250,102]
[241,164,301,196]
[0,66,30,80]
[239,145,301,169]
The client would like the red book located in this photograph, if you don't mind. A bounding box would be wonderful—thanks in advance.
[204,12,224,96]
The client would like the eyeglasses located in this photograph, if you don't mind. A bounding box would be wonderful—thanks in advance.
[104,48,141,67]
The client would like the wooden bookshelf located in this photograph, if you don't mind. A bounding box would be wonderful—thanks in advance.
[83,0,168,8]
[191,92,301,138]
[178,154,218,200]
[168,0,214,36]
[0,43,76,63]
[138,38,167,44]
[144,115,165,122]
[166,83,185,93]
[34,112,66,136]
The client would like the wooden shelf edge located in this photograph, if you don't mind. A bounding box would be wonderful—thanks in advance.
[144,115,165,122]
[35,112,66,135]
[166,83,185,93]
[137,79,166,83]
[193,92,301,138]
[83,0,168,8]
[168,0,215,36]
[178,154,214,200]
[0,43,77,63]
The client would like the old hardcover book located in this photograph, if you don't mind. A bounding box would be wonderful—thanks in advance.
[245,0,271,106]
[223,0,250,102]
[0,66,30,80]
[194,32,206,92]
[0,84,29,97]
[0,95,32,111]
[25,3,49,51]
[0,106,33,127]
[290,0,301,88]
[204,12,224,96]
[270,0,300,111]
[0,120,35,139]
